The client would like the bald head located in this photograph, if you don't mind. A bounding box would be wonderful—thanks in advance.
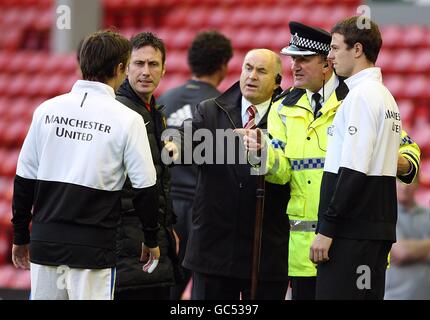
[240,49,282,105]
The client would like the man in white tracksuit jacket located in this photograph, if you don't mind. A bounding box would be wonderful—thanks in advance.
[310,17,402,300]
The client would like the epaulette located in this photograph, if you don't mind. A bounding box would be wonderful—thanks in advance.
[273,87,293,103]
[280,87,306,106]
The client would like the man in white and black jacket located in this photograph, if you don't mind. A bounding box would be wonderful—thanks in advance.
[11,30,160,300]
[310,17,403,300]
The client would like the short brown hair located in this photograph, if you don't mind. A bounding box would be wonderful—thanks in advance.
[331,16,382,64]
[80,30,131,83]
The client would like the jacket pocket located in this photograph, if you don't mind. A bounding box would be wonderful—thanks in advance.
[287,194,306,218]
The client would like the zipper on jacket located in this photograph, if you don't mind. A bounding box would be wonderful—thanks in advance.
[214,100,238,129]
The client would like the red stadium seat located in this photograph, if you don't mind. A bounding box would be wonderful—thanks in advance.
[0,265,16,288]
[247,6,274,28]
[26,53,49,74]
[218,77,235,93]
[0,28,22,51]
[169,29,194,50]
[7,52,29,74]
[0,201,12,233]
[165,50,188,74]
[26,74,48,97]
[9,269,31,289]
[411,117,430,154]
[390,49,414,74]
[283,6,307,25]
[61,54,79,75]
[401,25,427,48]
[39,74,64,97]
[415,187,430,208]
[59,75,79,96]
[232,28,255,50]
[187,7,211,29]
[0,75,10,96]
[381,25,402,49]
[229,6,253,28]
[306,5,331,27]
[376,50,391,72]
[163,6,190,28]
[228,54,245,74]
[253,27,276,50]
[403,75,429,100]
[1,120,28,148]
[32,9,52,31]
[412,49,430,73]
[206,7,228,29]
[7,74,29,97]
[383,75,403,99]
[397,99,415,129]
[419,159,430,188]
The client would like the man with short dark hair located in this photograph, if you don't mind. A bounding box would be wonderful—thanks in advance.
[158,30,233,299]
[11,30,160,300]
[114,32,178,300]
[310,16,404,300]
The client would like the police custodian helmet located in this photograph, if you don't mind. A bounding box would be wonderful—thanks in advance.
[281,21,331,56]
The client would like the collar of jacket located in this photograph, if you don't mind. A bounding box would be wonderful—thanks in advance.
[280,78,349,107]
[214,81,272,129]
[116,78,164,112]
[213,81,244,128]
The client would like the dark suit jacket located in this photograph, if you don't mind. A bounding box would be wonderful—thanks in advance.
[182,81,290,281]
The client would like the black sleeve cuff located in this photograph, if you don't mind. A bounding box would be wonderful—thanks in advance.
[12,175,35,245]
[143,224,160,248]
[13,228,30,245]
[316,216,336,238]
[397,154,418,185]
[132,185,160,247]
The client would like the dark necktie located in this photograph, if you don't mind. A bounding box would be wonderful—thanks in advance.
[312,92,322,118]
[244,105,257,129]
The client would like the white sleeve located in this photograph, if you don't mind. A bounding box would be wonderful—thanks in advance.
[339,93,378,174]
[124,116,156,188]
[16,109,41,179]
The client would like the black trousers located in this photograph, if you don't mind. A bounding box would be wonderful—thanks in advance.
[115,286,171,300]
[169,198,194,300]
[290,276,316,300]
[191,272,288,300]
[316,238,392,300]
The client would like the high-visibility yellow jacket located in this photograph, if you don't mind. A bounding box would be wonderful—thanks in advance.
[265,81,420,277]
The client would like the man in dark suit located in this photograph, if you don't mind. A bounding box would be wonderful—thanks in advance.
[180,49,290,300]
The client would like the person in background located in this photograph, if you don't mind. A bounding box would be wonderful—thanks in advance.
[11,30,160,300]
[114,32,179,300]
[158,30,233,300]
[237,21,420,300]
[385,179,430,300]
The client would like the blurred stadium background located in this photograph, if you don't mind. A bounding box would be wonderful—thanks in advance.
[0,0,429,298]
